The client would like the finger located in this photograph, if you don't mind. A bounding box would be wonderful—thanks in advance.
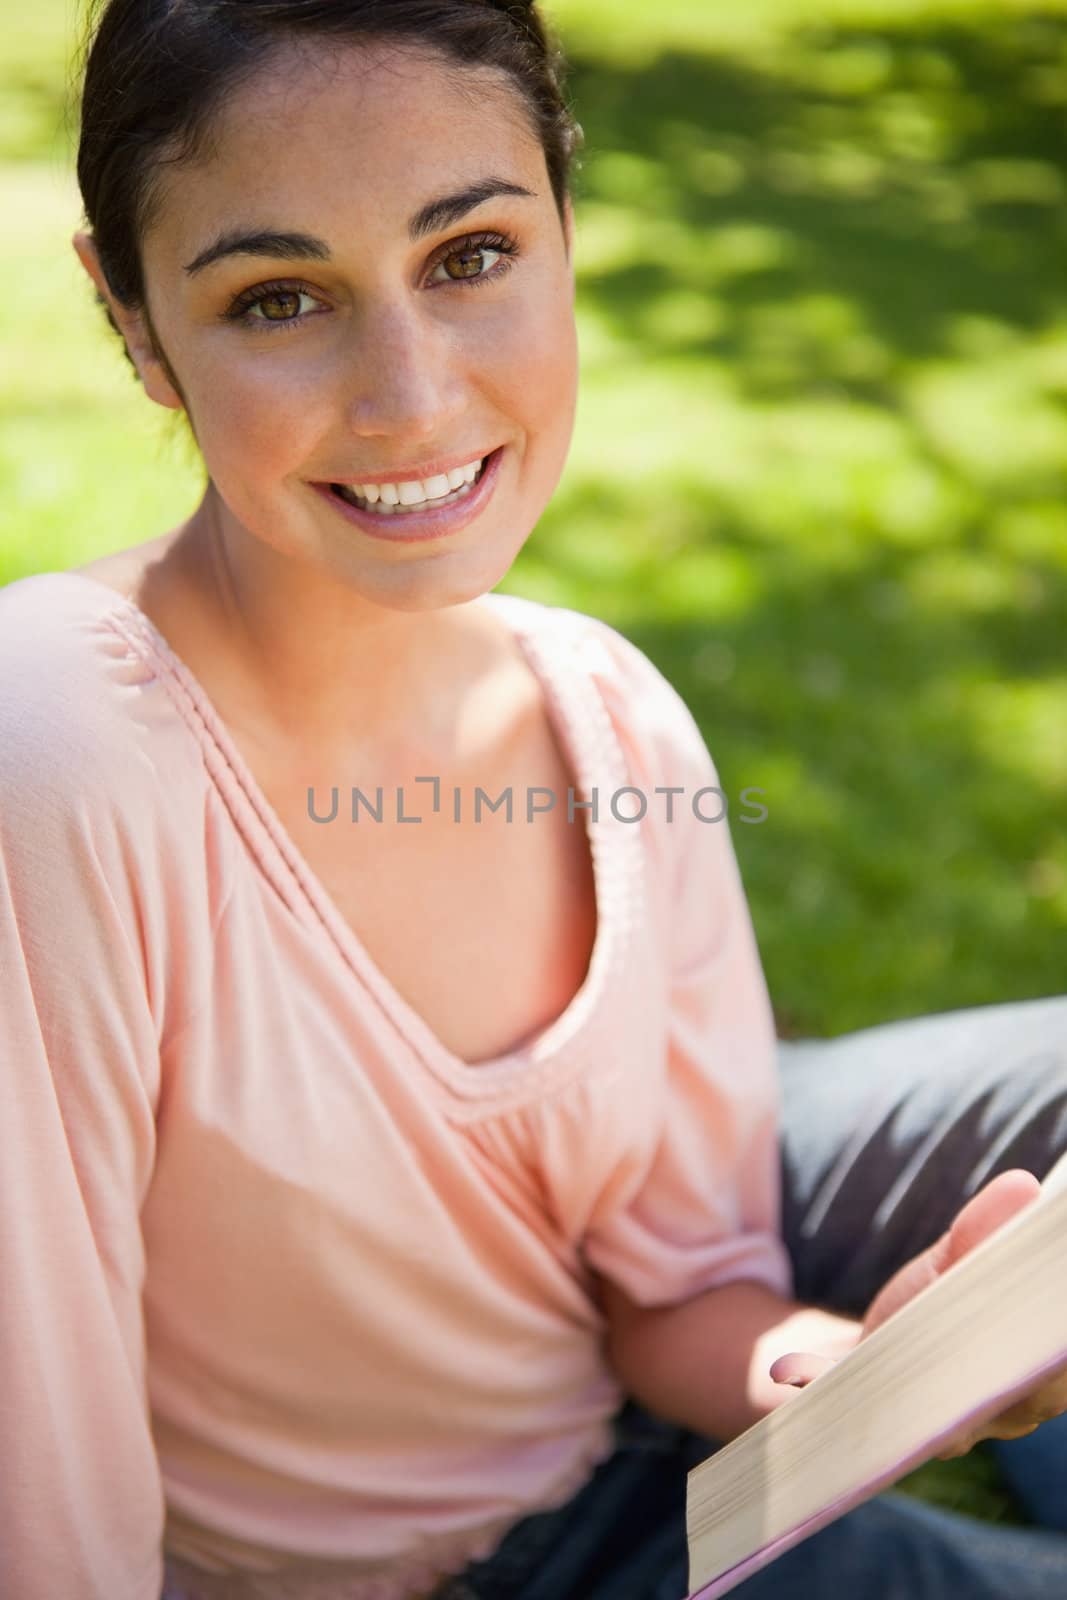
[864,1171,1044,1338]
[769,1352,838,1388]
[941,1170,1042,1270]
[991,1395,1065,1430]
[981,1362,1067,1434]
[985,1421,1042,1442]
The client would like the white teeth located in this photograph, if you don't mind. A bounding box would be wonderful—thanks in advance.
[335,476,478,516]
[349,457,486,503]
[332,454,490,515]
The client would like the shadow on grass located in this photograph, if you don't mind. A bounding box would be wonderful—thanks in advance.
[505,9,1067,1036]
[516,479,1067,1035]
[564,13,1065,381]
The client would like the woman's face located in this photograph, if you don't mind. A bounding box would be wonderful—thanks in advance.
[100,41,578,610]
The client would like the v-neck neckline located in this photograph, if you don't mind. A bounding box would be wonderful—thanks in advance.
[57,570,635,1104]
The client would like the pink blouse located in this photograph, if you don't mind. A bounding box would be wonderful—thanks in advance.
[0,571,792,1600]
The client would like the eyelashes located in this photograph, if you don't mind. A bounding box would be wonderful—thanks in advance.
[223,230,520,333]
[429,230,519,289]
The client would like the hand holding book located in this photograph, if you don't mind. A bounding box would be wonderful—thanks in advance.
[686,1148,1067,1598]
[767,1167,1067,1461]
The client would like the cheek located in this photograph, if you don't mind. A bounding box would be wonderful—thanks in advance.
[185,351,331,486]
[518,306,579,482]
[475,290,578,458]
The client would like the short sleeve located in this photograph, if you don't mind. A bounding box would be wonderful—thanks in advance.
[575,616,795,1310]
[0,584,171,1598]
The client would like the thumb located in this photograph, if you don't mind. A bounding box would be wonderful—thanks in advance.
[940,1168,1042,1269]
[864,1169,1042,1336]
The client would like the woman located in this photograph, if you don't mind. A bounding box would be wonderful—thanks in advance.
[1,2,1065,1597]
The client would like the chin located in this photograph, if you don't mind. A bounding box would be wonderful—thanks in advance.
[344,527,532,612]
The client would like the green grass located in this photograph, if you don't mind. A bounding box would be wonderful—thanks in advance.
[4,0,1066,1533]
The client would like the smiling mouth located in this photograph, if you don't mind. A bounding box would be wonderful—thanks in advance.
[329,457,489,516]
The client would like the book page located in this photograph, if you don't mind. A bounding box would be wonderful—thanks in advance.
[1040,1146,1067,1200]
[686,1154,1067,1598]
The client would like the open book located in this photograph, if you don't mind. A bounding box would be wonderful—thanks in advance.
[686,1148,1067,1599]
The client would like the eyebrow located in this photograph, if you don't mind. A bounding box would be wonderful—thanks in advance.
[182,177,537,275]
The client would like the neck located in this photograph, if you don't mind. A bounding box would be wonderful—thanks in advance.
[161,485,499,769]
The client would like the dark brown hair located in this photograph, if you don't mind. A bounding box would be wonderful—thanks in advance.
[76,0,583,317]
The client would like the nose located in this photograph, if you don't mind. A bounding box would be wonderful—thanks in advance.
[342,301,466,445]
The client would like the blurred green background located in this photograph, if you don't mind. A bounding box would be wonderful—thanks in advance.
[3,0,1065,1528]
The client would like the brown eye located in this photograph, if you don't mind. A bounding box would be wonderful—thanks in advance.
[257,291,304,320]
[425,232,518,292]
[443,247,487,281]
[226,283,324,330]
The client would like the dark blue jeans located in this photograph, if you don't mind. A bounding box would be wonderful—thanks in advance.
[433,996,1067,1600]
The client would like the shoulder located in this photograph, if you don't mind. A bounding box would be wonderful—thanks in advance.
[0,572,221,1047]
[0,571,205,826]
[491,596,752,944]
[490,593,716,787]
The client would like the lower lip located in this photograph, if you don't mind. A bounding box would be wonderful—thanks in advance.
[312,447,505,544]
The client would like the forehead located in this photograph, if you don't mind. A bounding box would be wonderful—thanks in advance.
[150,40,542,238]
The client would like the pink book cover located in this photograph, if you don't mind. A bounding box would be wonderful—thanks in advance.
[686,1345,1067,1598]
